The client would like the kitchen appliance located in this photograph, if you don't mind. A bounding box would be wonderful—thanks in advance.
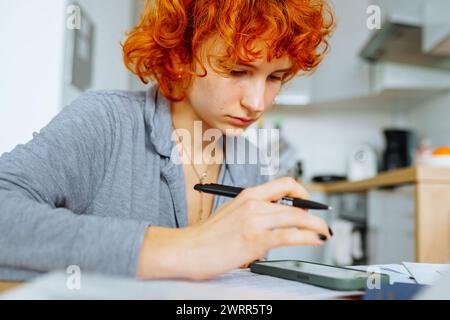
[312,175,347,183]
[381,129,416,172]
[360,1,450,70]
[348,145,378,181]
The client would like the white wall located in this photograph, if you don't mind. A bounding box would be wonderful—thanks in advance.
[265,73,445,183]
[406,92,450,147]
[62,0,137,106]
[0,0,137,155]
[263,104,398,181]
[0,0,66,155]
[311,0,373,103]
[129,0,152,92]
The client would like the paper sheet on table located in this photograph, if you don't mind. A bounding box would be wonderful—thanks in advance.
[402,262,450,285]
[414,266,450,300]
[1,269,362,300]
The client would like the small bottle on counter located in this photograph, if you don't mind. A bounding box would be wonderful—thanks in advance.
[415,138,433,165]
[295,160,304,183]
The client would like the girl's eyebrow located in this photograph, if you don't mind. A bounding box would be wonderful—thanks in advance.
[236,62,293,73]
[272,67,293,73]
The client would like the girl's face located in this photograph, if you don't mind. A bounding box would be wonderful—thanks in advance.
[184,39,292,135]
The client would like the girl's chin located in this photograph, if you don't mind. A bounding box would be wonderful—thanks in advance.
[202,122,247,137]
[222,127,246,136]
[206,121,246,136]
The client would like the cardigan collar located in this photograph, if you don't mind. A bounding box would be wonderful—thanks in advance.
[144,85,174,158]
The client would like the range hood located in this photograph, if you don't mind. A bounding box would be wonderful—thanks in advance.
[360,17,450,70]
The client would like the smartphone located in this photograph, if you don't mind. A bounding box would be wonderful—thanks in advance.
[250,260,390,291]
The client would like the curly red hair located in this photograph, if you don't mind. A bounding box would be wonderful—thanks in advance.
[122,0,334,101]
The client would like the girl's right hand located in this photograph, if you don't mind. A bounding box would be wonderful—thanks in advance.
[137,177,332,280]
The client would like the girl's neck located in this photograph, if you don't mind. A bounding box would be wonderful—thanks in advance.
[171,100,209,138]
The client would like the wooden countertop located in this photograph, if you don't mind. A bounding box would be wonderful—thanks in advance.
[0,281,23,294]
[306,165,450,193]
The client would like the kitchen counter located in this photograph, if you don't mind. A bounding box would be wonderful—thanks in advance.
[306,165,450,193]
[305,166,450,264]
[0,281,22,294]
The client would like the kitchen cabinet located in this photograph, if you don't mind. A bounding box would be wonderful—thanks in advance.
[311,0,373,104]
[371,0,423,26]
[367,185,415,264]
[274,0,450,107]
[373,0,450,56]
[423,0,450,55]
[371,62,450,97]
[362,0,450,70]
[274,0,373,106]
[307,166,450,264]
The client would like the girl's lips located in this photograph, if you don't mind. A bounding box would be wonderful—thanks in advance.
[227,116,254,127]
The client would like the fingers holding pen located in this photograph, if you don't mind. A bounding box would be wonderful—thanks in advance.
[266,211,331,240]
[267,228,329,248]
[249,176,311,202]
[250,202,332,239]
[207,177,333,253]
[233,199,332,250]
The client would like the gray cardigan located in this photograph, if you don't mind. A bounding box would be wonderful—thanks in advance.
[0,85,269,281]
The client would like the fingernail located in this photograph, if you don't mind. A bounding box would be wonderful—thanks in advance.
[318,234,327,241]
[328,227,334,237]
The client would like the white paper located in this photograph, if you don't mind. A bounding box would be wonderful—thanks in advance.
[1,269,362,300]
[414,266,450,300]
[402,262,450,285]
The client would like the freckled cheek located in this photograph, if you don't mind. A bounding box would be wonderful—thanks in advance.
[221,94,241,112]
[197,91,227,115]
[191,78,219,111]
[211,98,225,113]
[193,74,245,114]
[211,79,242,112]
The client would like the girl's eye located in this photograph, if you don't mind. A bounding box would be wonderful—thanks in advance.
[230,70,247,76]
[268,75,283,81]
[230,70,283,81]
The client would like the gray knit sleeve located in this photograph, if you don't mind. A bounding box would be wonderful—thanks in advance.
[0,92,149,280]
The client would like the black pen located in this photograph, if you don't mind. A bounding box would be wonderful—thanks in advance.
[194,183,332,210]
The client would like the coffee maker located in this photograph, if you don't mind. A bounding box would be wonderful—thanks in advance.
[381,129,416,172]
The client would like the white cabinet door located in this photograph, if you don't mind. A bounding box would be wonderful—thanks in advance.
[423,0,450,55]
[311,0,373,103]
[372,0,423,25]
[274,0,373,106]
[275,0,450,107]
[367,185,416,264]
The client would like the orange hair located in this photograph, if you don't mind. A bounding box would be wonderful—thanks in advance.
[122,0,334,101]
